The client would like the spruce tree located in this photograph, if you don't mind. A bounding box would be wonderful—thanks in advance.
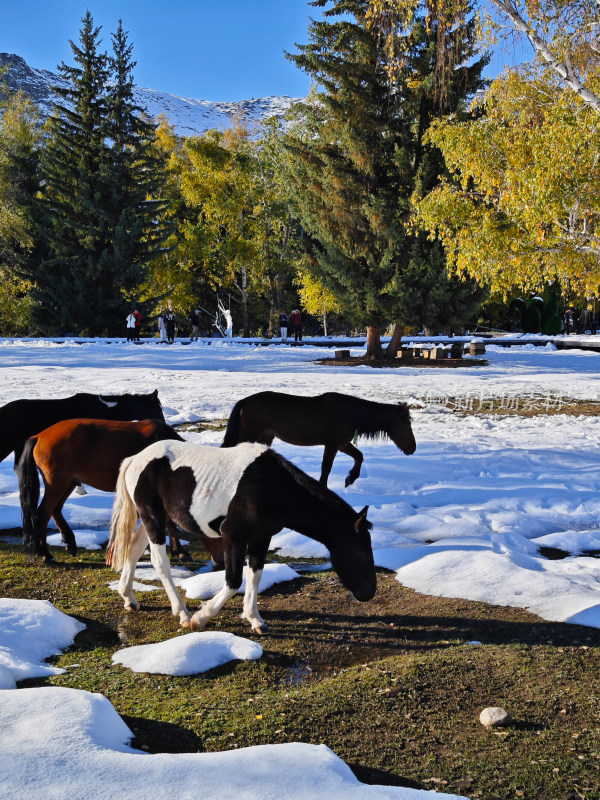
[36,11,113,334]
[35,13,169,335]
[285,0,488,356]
[105,21,170,304]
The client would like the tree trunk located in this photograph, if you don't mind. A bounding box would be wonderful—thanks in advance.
[365,325,384,359]
[384,324,404,358]
[237,265,249,337]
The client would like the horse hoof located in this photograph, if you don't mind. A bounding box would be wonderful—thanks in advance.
[177,550,193,563]
[43,556,57,566]
[180,617,192,629]
[190,616,207,632]
[67,547,78,557]
[252,624,269,635]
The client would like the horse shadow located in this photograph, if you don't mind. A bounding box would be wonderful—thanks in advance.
[262,606,600,654]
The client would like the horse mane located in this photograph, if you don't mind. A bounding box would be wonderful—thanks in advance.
[268,449,354,513]
[339,395,411,441]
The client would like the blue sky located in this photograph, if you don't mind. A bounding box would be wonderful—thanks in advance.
[2,1,321,101]
[2,1,529,102]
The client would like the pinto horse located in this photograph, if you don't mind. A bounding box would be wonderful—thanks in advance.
[0,390,165,467]
[107,440,376,633]
[221,391,416,487]
[16,418,220,565]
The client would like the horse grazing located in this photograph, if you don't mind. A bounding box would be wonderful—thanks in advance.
[16,418,218,565]
[0,390,165,467]
[107,440,376,633]
[221,391,416,487]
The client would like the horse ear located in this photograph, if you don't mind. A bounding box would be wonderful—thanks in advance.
[152,389,158,397]
[355,505,371,534]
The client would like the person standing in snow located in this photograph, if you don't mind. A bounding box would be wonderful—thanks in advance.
[125,312,136,342]
[290,308,302,342]
[563,309,574,335]
[189,309,201,341]
[280,311,289,342]
[133,308,143,341]
[157,310,167,342]
[165,310,177,343]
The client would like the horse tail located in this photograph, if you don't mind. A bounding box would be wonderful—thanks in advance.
[221,398,245,447]
[16,437,40,553]
[107,456,138,571]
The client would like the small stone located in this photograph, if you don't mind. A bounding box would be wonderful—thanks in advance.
[479,707,512,727]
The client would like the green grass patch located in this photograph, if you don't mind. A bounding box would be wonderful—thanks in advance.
[2,538,600,799]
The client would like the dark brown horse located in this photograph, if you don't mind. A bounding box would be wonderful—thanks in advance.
[16,418,223,566]
[221,391,416,487]
[0,390,165,467]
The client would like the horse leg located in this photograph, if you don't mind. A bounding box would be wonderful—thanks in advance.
[118,522,150,612]
[166,519,192,562]
[51,485,78,556]
[35,486,73,563]
[148,539,192,627]
[319,445,338,487]
[338,442,364,487]
[240,536,271,634]
[190,532,246,631]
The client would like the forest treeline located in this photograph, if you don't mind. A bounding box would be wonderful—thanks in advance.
[2,1,599,355]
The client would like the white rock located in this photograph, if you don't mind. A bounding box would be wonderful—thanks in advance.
[479,707,512,727]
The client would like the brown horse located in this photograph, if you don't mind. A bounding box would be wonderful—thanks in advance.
[221,391,416,487]
[16,418,223,566]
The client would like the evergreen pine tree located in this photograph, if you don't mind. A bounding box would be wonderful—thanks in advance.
[105,21,170,305]
[36,11,113,334]
[35,13,170,336]
[285,0,488,356]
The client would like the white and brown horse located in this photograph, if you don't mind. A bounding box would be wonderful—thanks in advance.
[107,440,376,633]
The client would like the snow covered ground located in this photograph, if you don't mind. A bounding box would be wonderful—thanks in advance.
[2,334,600,799]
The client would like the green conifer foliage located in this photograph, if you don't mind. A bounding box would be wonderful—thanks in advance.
[285,0,488,355]
[35,13,168,336]
[105,22,170,301]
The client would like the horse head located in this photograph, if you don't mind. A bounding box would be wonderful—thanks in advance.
[390,404,416,455]
[118,389,165,422]
[329,505,376,602]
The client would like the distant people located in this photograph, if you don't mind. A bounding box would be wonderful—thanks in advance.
[581,305,595,334]
[280,311,289,341]
[157,310,167,343]
[290,308,302,342]
[189,309,201,341]
[125,311,136,342]
[563,308,574,335]
[133,308,143,341]
[165,311,178,343]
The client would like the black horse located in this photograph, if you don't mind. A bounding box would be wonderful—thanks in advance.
[221,391,416,487]
[108,440,376,633]
[0,390,165,466]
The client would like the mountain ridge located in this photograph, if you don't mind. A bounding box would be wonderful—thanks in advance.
[0,52,300,137]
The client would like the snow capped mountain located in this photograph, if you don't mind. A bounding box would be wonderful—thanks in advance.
[0,53,300,137]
